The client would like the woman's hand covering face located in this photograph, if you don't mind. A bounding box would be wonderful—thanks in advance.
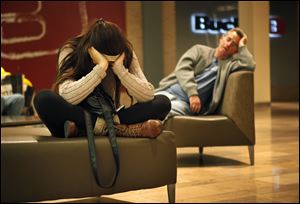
[88,46,109,69]
[113,52,125,67]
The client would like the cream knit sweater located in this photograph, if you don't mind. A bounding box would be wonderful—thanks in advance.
[58,47,155,106]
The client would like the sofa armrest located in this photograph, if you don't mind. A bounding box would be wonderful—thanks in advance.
[218,71,255,144]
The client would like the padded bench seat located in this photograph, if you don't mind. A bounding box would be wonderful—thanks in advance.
[164,71,255,165]
[1,126,177,203]
[164,115,253,147]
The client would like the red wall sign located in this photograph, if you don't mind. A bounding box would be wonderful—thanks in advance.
[1,1,125,92]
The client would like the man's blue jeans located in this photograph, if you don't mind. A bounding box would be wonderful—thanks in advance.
[1,94,25,115]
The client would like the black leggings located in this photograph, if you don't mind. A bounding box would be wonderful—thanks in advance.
[33,90,171,137]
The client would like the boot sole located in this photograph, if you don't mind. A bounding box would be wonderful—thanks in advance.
[143,120,163,138]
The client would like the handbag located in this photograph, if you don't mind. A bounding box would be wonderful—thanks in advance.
[79,85,120,188]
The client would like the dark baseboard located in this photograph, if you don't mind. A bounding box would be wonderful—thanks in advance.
[271,85,299,102]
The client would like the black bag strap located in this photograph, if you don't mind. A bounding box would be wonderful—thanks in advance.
[83,87,120,188]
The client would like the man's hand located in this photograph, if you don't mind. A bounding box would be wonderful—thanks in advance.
[189,95,201,114]
[88,46,108,70]
[113,52,125,67]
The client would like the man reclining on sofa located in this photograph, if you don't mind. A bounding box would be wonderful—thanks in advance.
[155,27,255,118]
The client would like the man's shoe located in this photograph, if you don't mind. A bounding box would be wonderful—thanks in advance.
[115,119,163,138]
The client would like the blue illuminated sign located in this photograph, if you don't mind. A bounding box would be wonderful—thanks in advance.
[269,16,285,38]
[191,14,285,38]
[191,14,237,34]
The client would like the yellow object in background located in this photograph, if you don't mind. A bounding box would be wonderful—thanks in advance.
[1,66,32,87]
[1,67,11,80]
[23,76,32,87]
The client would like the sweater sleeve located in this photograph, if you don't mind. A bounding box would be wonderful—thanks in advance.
[230,46,256,71]
[174,45,200,97]
[57,47,107,105]
[111,51,155,102]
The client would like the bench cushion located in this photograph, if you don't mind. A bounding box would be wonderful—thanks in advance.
[164,115,252,147]
[1,126,176,202]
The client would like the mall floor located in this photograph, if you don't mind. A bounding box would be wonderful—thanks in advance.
[35,102,299,203]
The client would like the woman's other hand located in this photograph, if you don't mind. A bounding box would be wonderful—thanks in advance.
[113,52,125,67]
[88,46,108,70]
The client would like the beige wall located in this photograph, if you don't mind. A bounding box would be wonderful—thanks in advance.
[162,1,177,76]
[125,1,143,69]
[239,1,271,103]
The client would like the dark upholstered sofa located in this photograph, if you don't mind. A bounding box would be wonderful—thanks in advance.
[1,126,177,202]
[164,71,255,165]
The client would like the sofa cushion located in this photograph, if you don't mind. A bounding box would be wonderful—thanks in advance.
[1,126,177,202]
[164,115,253,147]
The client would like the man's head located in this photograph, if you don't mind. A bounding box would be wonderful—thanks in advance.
[214,28,245,60]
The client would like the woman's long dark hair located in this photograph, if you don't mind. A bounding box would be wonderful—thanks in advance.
[53,19,133,104]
